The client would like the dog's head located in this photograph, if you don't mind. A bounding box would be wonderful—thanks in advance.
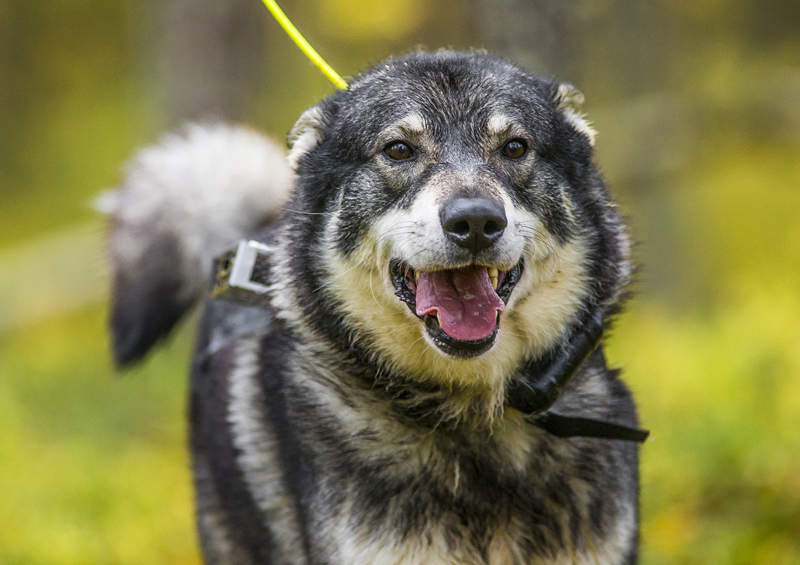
[278,51,629,389]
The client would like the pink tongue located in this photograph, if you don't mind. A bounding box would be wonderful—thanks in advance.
[415,266,505,341]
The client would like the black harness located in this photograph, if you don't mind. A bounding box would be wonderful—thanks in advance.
[211,240,649,444]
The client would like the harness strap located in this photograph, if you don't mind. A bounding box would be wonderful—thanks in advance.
[533,412,650,443]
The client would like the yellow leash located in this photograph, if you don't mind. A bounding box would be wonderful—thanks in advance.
[260,0,348,90]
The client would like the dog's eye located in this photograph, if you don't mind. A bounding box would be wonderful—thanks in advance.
[384,141,414,161]
[502,139,527,159]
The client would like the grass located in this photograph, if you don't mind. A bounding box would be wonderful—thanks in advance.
[0,306,200,564]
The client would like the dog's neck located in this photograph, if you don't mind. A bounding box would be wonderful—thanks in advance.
[213,235,645,441]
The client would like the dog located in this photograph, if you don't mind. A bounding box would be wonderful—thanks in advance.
[102,50,643,564]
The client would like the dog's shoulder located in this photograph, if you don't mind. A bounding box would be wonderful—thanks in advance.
[194,299,275,364]
[189,292,311,563]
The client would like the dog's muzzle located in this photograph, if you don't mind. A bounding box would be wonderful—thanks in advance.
[387,196,524,358]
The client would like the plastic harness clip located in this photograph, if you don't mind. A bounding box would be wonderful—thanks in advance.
[211,240,272,306]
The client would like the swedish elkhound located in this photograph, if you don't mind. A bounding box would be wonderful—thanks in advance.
[102,50,645,564]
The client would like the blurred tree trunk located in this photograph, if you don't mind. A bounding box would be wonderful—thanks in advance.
[469,0,581,80]
[156,0,265,122]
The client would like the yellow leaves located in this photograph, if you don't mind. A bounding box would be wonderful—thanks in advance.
[317,0,427,42]
[646,502,699,557]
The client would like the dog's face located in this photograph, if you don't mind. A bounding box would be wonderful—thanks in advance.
[282,52,627,389]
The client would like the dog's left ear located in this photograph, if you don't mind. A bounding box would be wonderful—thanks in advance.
[553,83,596,147]
[287,105,328,172]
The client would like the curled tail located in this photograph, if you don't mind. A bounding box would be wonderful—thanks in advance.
[98,123,291,366]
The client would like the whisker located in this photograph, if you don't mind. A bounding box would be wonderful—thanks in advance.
[368,271,382,308]
[310,260,364,294]
[375,229,418,246]
[283,208,333,216]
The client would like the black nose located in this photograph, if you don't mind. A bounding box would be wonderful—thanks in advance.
[439,197,508,253]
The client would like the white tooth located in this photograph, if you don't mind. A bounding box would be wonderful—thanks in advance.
[436,313,441,325]
[414,269,418,280]
[488,267,499,290]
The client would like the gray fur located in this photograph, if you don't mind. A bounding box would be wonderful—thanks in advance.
[105,51,641,564]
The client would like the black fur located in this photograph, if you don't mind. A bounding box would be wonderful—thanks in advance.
[108,51,642,564]
[110,233,191,366]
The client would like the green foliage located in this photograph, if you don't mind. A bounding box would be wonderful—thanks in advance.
[608,294,800,564]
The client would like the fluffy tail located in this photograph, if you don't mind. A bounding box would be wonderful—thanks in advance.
[97,123,292,367]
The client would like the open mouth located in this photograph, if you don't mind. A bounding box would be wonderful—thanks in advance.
[389,259,524,358]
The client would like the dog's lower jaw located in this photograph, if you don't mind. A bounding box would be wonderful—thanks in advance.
[323,256,516,386]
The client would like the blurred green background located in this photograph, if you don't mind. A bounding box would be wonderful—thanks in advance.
[1,1,799,563]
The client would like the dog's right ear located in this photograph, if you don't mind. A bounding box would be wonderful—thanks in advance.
[287,105,328,172]
[553,83,597,147]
